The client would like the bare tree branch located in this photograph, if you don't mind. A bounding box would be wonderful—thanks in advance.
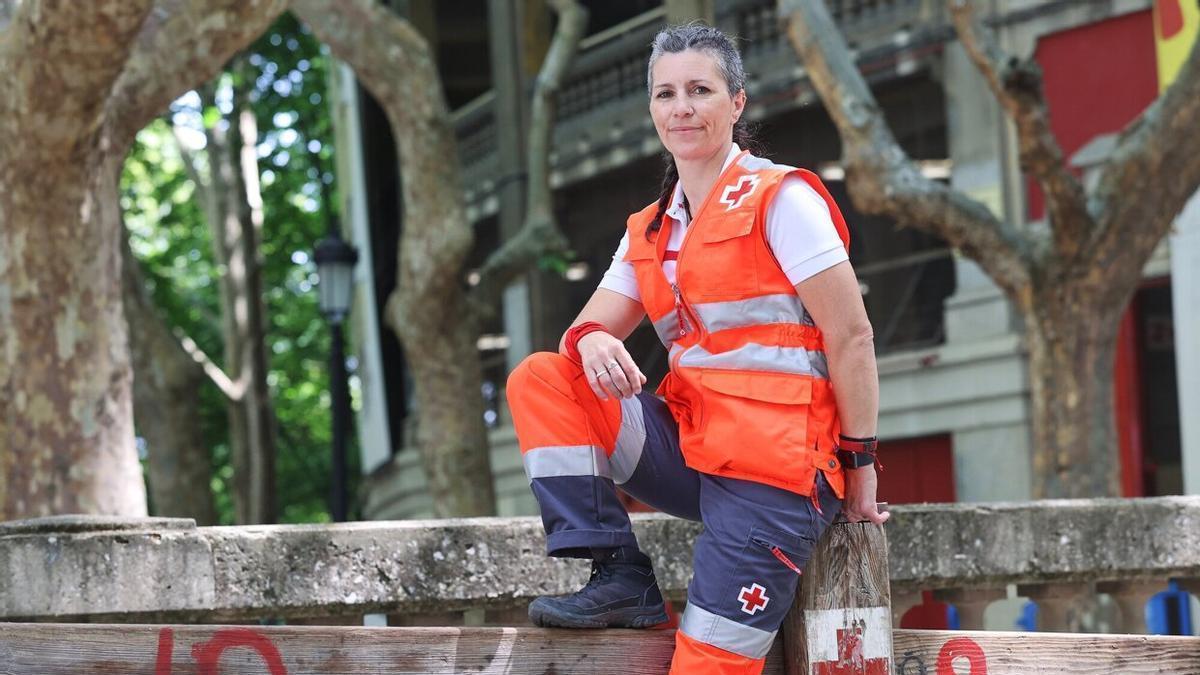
[1089,25,1200,301]
[0,0,153,155]
[781,0,1031,296]
[103,0,287,153]
[949,0,1091,264]
[178,332,244,401]
[470,0,588,316]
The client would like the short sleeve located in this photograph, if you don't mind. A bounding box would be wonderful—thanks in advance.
[765,176,849,285]
[597,230,642,302]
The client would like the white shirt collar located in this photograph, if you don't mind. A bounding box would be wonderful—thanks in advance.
[665,143,742,224]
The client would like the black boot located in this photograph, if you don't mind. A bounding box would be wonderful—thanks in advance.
[528,547,669,629]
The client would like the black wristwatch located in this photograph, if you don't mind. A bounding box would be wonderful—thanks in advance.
[836,435,878,469]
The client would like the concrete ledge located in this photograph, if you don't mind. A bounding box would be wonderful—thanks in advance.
[1,497,1197,621]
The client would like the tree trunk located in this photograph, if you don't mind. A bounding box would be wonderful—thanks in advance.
[192,76,278,526]
[1024,294,1124,498]
[293,0,498,517]
[0,0,286,520]
[0,159,149,519]
[121,201,219,525]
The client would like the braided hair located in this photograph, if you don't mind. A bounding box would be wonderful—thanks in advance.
[646,23,758,239]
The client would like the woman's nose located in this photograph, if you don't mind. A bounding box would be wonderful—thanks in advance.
[672,99,694,117]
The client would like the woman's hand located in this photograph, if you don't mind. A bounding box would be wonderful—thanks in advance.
[841,465,890,525]
[578,332,647,400]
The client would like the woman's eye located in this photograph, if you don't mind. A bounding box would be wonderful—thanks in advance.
[692,86,710,95]
[656,90,673,99]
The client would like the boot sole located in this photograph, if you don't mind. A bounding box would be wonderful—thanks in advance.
[528,599,669,629]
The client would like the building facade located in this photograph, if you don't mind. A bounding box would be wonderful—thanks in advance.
[328,0,1198,520]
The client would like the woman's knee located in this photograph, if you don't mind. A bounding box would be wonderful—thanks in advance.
[506,352,577,408]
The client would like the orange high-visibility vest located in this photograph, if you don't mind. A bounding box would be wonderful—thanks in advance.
[624,150,851,498]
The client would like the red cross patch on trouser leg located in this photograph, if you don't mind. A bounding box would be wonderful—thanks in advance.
[738,583,770,615]
[668,474,843,675]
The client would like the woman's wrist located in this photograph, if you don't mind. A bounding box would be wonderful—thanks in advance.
[563,321,609,364]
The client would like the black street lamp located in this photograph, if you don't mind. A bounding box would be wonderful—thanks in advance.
[313,231,359,522]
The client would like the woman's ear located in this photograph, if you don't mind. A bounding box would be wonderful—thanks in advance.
[732,89,747,122]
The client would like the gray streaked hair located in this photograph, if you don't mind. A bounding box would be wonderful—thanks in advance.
[647,22,746,97]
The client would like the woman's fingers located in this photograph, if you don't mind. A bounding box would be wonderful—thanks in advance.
[603,358,634,398]
[585,363,613,400]
[577,334,643,400]
[614,351,644,396]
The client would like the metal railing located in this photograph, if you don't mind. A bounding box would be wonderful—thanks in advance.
[452,0,948,205]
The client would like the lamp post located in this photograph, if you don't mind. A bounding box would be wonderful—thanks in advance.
[313,230,359,522]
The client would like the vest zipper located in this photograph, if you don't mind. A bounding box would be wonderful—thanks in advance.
[671,283,691,337]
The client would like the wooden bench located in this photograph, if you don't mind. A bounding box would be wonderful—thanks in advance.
[2,515,1199,673]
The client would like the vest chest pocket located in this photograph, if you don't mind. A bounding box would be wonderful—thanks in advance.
[690,209,759,299]
[692,368,812,478]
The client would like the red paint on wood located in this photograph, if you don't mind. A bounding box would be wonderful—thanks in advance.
[154,628,174,675]
[191,628,288,675]
[813,625,889,675]
[936,637,988,675]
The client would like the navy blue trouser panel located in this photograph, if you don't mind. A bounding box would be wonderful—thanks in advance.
[530,392,700,558]
[532,475,638,558]
[616,392,703,522]
[686,472,842,636]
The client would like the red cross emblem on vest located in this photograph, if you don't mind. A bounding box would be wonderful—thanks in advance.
[737,583,770,615]
[719,174,760,210]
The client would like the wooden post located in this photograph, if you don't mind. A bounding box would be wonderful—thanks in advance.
[782,521,892,675]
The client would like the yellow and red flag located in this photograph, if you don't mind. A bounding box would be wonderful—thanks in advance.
[1154,0,1200,90]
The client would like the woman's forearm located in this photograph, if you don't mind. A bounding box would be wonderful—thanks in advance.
[824,327,879,440]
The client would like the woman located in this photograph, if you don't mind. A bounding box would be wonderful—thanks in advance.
[506,23,887,675]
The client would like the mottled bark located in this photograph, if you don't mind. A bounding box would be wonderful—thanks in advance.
[1025,293,1123,499]
[0,1,155,519]
[104,0,289,152]
[0,0,285,519]
[783,0,1200,498]
[121,211,219,525]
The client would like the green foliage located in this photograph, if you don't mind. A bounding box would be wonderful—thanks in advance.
[121,12,359,524]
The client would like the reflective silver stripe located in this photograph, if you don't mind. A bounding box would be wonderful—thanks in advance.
[652,312,680,347]
[736,154,792,173]
[692,294,806,333]
[523,445,610,483]
[678,343,829,379]
[679,602,777,659]
[610,396,646,485]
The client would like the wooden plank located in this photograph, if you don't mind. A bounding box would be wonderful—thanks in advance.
[783,521,893,675]
[0,623,1197,674]
[890,629,1200,675]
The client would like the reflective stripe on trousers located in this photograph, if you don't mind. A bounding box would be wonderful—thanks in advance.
[506,352,842,674]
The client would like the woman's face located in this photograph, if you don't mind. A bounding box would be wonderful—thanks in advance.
[649,49,745,163]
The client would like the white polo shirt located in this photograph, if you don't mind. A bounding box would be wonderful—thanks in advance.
[599,144,849,302]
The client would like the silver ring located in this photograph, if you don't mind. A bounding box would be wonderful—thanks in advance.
[606,361,620,370]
